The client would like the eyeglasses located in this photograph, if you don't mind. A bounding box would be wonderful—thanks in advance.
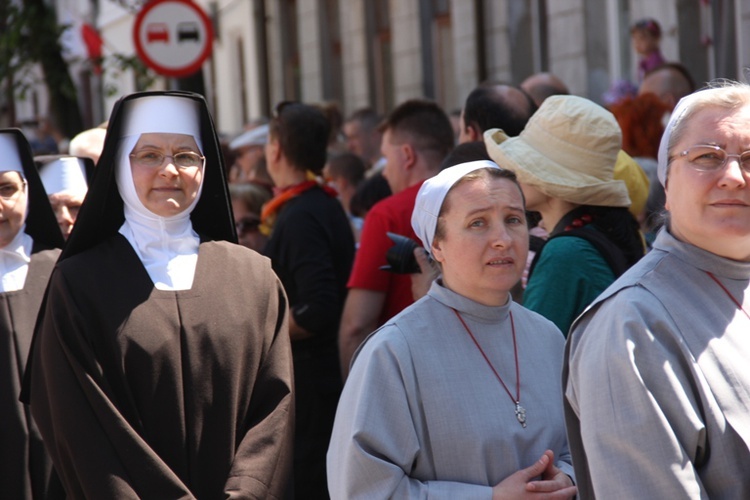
[236,217,261,234]
[676,145,750,174]
[130,150,205,168]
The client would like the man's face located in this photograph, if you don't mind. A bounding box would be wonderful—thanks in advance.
[48,191,85,239]
[343,120,365,157]
[234,145,264,177]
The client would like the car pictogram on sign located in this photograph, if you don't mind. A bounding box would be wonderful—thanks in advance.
[146,23,170,43]
[134,0,214,77]
[177,22,200,42]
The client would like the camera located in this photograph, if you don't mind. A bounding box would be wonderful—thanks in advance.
[379,232,422,274]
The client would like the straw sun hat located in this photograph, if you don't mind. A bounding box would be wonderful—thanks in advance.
[484,94,631,208]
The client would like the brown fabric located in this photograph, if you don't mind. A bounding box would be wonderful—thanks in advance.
[0,249,60,499]
[27,236,294,499]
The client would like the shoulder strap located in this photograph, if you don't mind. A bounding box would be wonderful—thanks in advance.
[529,228,630,280]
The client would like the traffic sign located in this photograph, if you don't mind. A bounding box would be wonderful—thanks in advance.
[133,0,213,78]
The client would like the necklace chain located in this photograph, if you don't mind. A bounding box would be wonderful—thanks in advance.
[452,309,526,428]
[706,271,750,321]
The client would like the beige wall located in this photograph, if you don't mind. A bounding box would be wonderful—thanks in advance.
[390,0,425,104]
[339,0,370,113]
[8,0,750,132]
[298,0,324,103]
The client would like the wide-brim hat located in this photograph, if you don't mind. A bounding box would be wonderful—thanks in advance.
[484,94,631,208]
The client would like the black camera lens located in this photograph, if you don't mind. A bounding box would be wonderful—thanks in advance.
[379,232,422,274]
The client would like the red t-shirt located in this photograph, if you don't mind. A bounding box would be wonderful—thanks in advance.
[347,182,423,325]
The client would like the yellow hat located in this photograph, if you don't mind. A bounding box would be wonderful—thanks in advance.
[613,150,650,217]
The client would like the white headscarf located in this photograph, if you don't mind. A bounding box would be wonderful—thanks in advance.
[115,95,205,290]
[412,160,501,253]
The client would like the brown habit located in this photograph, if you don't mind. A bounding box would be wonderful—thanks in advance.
[26,236,294,499]
[1,249,60,499]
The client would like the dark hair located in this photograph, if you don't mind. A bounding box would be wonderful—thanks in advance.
[379,99,454,163]
[326,152,366,187]
[229,181,273,215]
[269,101,330,174]
[346,107,381,131]
[349,172,392,218]
[631,18,661,38]
[462,85,537,137]
[439,142,491,170]
[316,101,344,146]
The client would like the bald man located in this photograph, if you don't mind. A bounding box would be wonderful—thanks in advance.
[638,62,696,110]
[521,72,570,107]
[458,83,537,143]
[638,62,697,235]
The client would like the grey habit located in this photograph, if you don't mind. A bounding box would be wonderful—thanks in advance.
[564,228,750,499]
[328,280,573,499]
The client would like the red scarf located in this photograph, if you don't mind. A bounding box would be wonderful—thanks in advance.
[260,175,337,235]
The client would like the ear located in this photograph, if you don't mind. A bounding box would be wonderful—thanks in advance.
[267,137,281,163]
[402,143,417,170]
[467,124,481,142]
[431,239,445,264]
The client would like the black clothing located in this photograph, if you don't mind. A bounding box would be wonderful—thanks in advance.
[263,186,354,499]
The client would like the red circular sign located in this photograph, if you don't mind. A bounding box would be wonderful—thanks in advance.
[133,0,213,78]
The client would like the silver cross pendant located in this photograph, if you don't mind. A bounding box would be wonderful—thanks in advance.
[515,402,527,428]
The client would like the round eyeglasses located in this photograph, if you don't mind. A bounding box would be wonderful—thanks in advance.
[130,150,205,168]
[676,145,750,173]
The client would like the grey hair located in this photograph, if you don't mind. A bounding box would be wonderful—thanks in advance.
[660,80,750,185]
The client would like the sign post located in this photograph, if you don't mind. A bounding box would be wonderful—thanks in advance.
[133,0,213,78]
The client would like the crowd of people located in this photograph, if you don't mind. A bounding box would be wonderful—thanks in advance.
[1,16,749,499]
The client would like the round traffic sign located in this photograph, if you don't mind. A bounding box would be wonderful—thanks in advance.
[133,0,213,78]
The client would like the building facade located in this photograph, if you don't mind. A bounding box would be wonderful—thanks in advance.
[4,0,750,139]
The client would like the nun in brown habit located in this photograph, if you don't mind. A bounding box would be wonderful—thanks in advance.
[21,91,294,499]
[0,129,64,499]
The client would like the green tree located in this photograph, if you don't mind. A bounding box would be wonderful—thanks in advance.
[24,0,84,138]
[0,2,32,127]
[1,0,84,137]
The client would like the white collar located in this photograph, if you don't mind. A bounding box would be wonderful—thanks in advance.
[116,135,203,290]
[0,229,32,292]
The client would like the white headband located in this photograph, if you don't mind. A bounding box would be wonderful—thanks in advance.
[122,95,201,143]
[39,157,88,195]
[0,134,24,176]
[412,160,502,253]
[656,92,697,186]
